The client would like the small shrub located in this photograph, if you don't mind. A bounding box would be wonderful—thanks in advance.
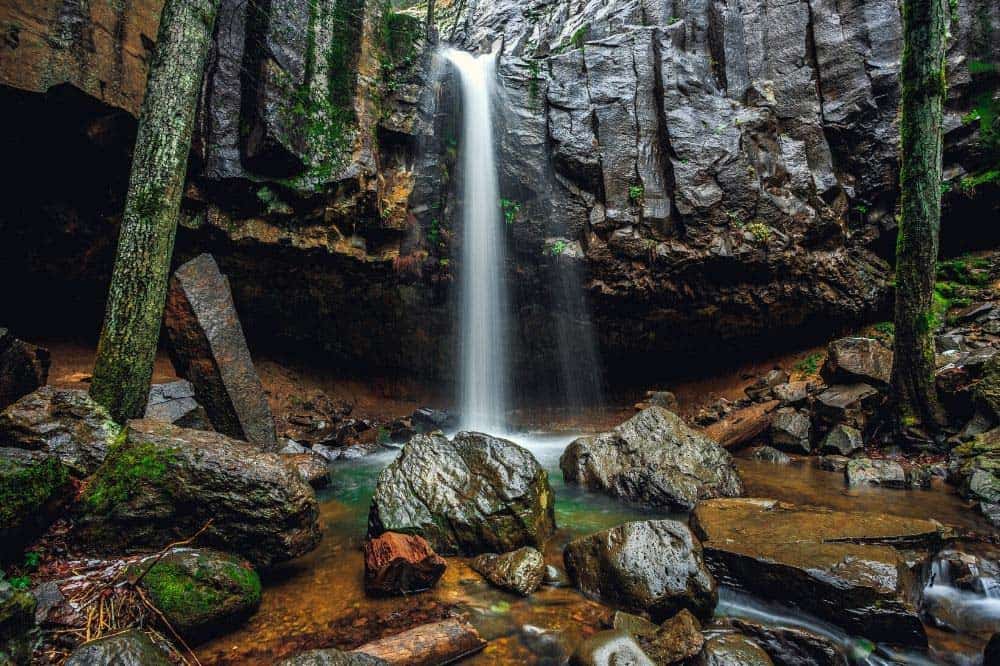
[795,353,824,375]
[628,184,644,203]
[500,198,521,225]
[745,221,771,243]
[550,240,568,256]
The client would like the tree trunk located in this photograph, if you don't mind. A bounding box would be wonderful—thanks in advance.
[353,618,486,665]
[426,0,436,40]
[891,0,948,434]
[90,0,220,422]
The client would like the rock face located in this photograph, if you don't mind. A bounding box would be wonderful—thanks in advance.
[131,548,261,642]
[63,629,171,666]
[76,419,320,567]
[0,330,49,410]
[368,431,556,555]
[822,337,893,385]
[691,498,939,646]
[163,254,278,450]
[950,428,1000,525]
[471,546,546,596]
[145,380,212,430]
[0,448,72,563]
[0,387,121,476]
[563,520,717,622]
[560,407,743,510]
[363,532,446,596]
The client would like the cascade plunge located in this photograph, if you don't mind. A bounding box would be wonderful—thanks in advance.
[443,48,509,433]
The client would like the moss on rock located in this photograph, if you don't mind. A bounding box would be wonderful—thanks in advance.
[0,448,72,563]
[81,437,178,515]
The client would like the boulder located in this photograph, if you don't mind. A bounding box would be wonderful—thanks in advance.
[569,630,654,666]
[642,609,704,664]
[697,632,774,666]
[63,629,171,666]
[471,546,546,596]
[769,408,811,453]
[730,619,847,666]
[368,431,555,555]
[283,451,330,489]
[845,458,906,488]
[130,548,261,642]
[819,424,863,456]
[0,330,49,410]
[0,580,37,664]
[0,387,121,476]
[691,498,938,646]
[816,455,850,472]
[813,384,880,431]
[822,337,892,385]
[975,354,1000,420]
[76,419,320,567]
[563,520,717,622]
[363,532,446,596]
[278,650,388,666]
[0,448,72,563]
[772,381,809,406]
[144,380,212,431]
[163,254,278,449]
[749,446,790,465]
[561,407,743,511]
[410,407,455,433]
[949,428,1000,525]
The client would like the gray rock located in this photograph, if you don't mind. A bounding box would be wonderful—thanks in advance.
[282,451,330,489]
[0,579,37,664]
[569,630,654,666]
[823,337,893,385]
[471,546,546,596]
[769,408,811,453]
[563,520,717,622]
[698,631,774,666]
[772,381,809,405]
[368,431,556,555]
[560,407,743,511]
[64,629,171,666]
[750,446,791,465]
[278,651,387,666]
[0,330,49,411]
[820,425,863,456]
[817,455,850,472]
[145,380,212,431]
[845,458,906,488]
[949,429,1000,526]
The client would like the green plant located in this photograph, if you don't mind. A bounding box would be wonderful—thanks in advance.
[628,184,644,203]
[745,221,771,243]
[527,59,542,101]
[23,551,40,570]
[853,203,869,214]
[550,240,567,256]
[668,16,682,25]
[570,24,589,50]
[500,198,521,224]
[873,321,895,341]
[795,353,824,375]
[427,218,441,246]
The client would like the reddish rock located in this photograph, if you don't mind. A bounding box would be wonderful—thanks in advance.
[364,532,446,596]
[0,330,50,410]
[163,254,278,450]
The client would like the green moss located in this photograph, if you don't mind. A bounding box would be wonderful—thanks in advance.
[142,562,222,621]
[222,562,262,606]
[569,24,589,51]
[0,456,69,528]
[795,353,824,375]
[82,439,177,514]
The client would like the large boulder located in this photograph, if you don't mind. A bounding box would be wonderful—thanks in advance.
[363,532,446,596]
[471,546,546,596]
[563,520,717,622]
[822,337,892,385]
[769,408,811,453]
[144,380,212,431]
[560,407,743,511]
[0,330,49,410]
[949,428,1000,526]
[0,448,72,563]
[75,419,320,567]
[163,254,278,449]
[0,579,37,664]
[691,498,940,647]
[368,431,556,555]
[0,387,121,476]
[63,629,171,666]
[130,548,261,642]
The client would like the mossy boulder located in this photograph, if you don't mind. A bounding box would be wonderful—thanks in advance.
[63,629,171,666]
[75,419,321,567]
[0,387,121,477]
[130,548,261,642]
[0,448,72,563]
[0,580,38,665]
[950,428,1000,526]
[368,431,556,555]
[974,353,1000,420]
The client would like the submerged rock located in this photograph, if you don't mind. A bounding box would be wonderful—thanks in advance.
[643,609,704,664]
[560,407,743,511]
[691,498,938,646]
[163,254,278,450]
[144,380,212,431]
[819,424,863,456]
[471,546,546,596]
[63,629,171,666]
[845,458,906,488]
[363,532,446,596]
[0,330,49,410]
[569,630,654,666]
[563,520,717,622]
[0,447,72,563]
[130,548,261,642]
[0,386,121,476]
[369,431,555,555]
[822,337,892,385]
[697,631,774,666]
[278,650,387,666]
[75,419,320,567]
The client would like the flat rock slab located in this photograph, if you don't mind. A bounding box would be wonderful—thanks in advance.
[164,253,277,449]
[691,498,944,647]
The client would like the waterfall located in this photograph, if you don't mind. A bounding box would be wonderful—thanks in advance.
[443,48,509,434]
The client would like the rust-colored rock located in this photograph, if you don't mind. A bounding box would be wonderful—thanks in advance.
[0,329,49,410]
[364,532,446,596]
[163,254,278,450]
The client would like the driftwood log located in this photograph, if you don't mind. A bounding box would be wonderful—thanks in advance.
[704,400,781,449]
[353,618,486,665]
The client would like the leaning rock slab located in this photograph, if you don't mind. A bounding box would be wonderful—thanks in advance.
[368,431,555,555]
[144,380,212,431]
[76,419,320,567]
[471,546,546,596]
[563,520,717,622]
[0,330,49,410]
[691,498,940,647]
[163,254,277,449]
[363,532,446,596]
[0,448,72,563]
[561,407,743,510]
[64,629,171,666]
[0,387,121,476]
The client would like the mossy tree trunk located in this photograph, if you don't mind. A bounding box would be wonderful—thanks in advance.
[426,0,436,39]
[891,0,948,433]
[90,0,220,422]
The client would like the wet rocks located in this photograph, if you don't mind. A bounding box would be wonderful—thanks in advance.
[278,649,388,666]
[76,419,320,568]
[0,330,49,410]
[845,458,907,488]
[63,629,171,666]
[0,448,71,563]
[822,337,893,385]
[569,630,654,666]
[0,387,121,476]
[813,383,880,431]
[750,446,791,465]
[0,579,37,664]
[643,609,704,664]
[368,431,555,555]
[817,455,850,472]
[634,390,679,412]
[949,428,1000,525]
[975,354,1000,419]
[729,619,846,666]
[363,532,446,596]
[283,451,330,489]
[471,546,546,596]
[698,631,774,666]
[691,498,938,646]
[145,380,212,431]
[563,520,717,622]
[819,425,863,456]
[130,548,261,642]
[163,254,278,450]
[410,407,455,433]
[560,407,743,511]
[769,408,811,453]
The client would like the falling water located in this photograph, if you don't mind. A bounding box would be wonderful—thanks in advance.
[443,48,509,434]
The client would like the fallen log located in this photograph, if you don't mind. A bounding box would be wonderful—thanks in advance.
[353,618,486,665]
[704,400,781,449]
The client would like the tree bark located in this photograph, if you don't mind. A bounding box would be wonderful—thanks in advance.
[353,618,486,665]
[705,400,781,449]
[90,0,220,422]
[426,0,436,40]
[891,0,948,433]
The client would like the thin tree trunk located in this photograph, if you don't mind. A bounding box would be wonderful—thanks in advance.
[891,0,948,433]
[426,0,436,40]
[90,0,220,422]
